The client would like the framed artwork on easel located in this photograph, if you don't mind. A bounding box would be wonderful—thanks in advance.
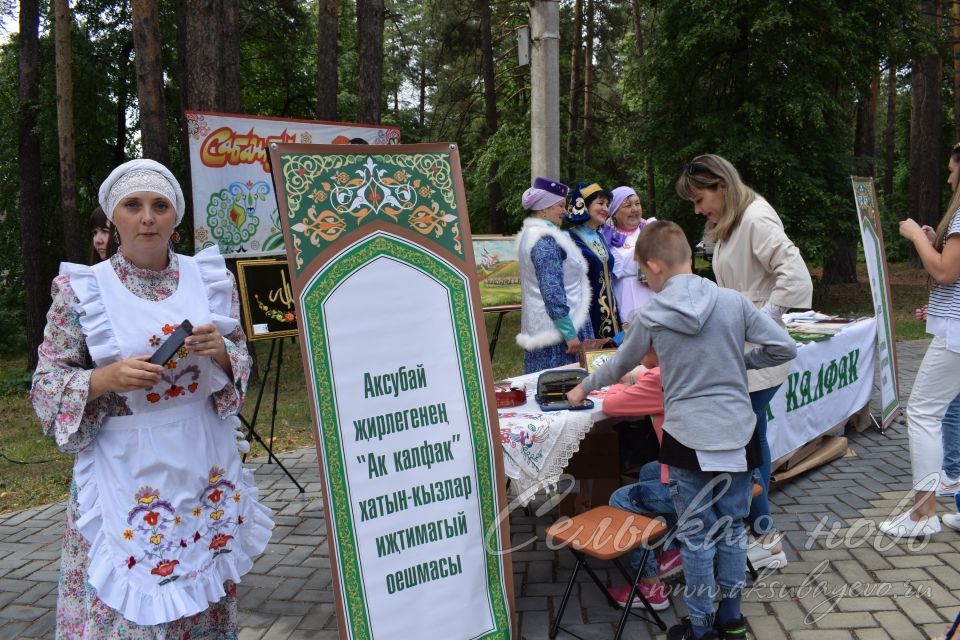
[235,258,299,341]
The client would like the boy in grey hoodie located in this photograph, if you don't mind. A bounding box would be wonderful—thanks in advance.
[567,221,796,640]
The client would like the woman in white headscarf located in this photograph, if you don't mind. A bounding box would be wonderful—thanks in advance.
[516,177,594,373]
[604,186,656,325]
[31,159,273,638]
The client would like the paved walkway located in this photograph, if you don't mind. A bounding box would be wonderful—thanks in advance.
[1,340,957,639]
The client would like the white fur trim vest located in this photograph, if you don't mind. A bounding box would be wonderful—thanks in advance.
[515,218,592,351]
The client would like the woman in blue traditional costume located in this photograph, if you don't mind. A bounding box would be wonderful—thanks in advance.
[516,177,594,374]
[31,159,273,638]
[566,182,622,339]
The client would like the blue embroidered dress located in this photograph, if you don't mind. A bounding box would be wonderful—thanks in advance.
[523,234,594,373]
[569,225,622,339]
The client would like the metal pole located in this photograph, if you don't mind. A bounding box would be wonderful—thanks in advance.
[529,0,561,181]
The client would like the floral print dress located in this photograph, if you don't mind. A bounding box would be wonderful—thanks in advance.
[31,250,255,640]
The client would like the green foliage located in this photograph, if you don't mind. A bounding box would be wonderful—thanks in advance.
[636,0,915,260]
[0,0,945,364]
[239,2,318,119]
[467,121,531,231]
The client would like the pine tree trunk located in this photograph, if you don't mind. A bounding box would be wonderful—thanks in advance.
[631,0,655,216]
[178,0,225,229]
[910,0,943,231]
[418,62,426,128]
[54,0,82,264]
[480,0,504,232]
[317,0,339,120]
[19,0,46,370]
[222,0,241,113]
[181,0,223,111]
[821,250,858,285]
[132,0,169,165]
[853,70,879,177]
[826,73,880,285]
[356,0,385,124]
[114,43,132,167]
[581,0,594,169]
[883,66,897,207]
[567,0,582,179]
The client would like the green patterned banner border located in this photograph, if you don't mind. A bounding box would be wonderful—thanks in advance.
[300,232,510,639]
[278,151,463,277]
[851,178,899,422]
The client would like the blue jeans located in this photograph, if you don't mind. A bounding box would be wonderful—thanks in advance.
[608,461,677,577]
[943,393,960,479]
[668,466,752,630]
[747,385,780,536]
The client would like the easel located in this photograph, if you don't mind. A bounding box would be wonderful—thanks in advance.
[241,336,304,492]
[484,304,521,358]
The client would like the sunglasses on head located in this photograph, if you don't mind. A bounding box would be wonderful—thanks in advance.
[686,161,713,177]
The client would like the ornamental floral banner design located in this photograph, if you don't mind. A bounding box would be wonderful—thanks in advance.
[278,151,463,276]
[186,111,400,258]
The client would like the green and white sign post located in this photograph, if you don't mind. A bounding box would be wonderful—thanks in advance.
[269,143,514,639]
[851,177,901,429]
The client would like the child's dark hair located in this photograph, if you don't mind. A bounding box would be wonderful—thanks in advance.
[635,220,692,267]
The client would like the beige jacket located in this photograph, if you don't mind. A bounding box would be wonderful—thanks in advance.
[712,197,813,391]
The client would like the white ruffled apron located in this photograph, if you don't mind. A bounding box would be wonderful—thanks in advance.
[66,248,273,626]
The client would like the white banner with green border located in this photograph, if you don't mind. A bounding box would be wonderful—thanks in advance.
[268,143,514,639]
[851,177,900,428]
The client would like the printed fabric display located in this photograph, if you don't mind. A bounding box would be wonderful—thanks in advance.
[62,247,273,626]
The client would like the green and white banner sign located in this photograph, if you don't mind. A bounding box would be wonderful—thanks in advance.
[268,143,514,639]
[851,177,900,428]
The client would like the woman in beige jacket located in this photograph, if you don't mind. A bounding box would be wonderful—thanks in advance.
[676,154,813,570]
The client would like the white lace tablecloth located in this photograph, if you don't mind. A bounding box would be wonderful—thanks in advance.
[498,369,610,506]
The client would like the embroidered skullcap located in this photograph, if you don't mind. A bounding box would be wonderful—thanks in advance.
[98,159,186,224]
[564,182,604,224]
[609,186,638,220]
[521,176,569,211]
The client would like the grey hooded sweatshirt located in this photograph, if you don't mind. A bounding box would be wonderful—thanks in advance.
[581,273,797,451]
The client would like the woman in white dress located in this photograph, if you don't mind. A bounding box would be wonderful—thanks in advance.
[31,159,273,638]
[604,186,655,326]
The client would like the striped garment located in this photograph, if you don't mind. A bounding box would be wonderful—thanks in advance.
[928,209,960,321]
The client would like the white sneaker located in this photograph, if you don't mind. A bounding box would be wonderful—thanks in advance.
[746,534,787,570]
[878,510,941,539]
[943,513,960,532]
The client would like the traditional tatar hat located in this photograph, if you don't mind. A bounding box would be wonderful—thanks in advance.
[564,182,604,224]
[98,159,187,225]
[521,176,569,211]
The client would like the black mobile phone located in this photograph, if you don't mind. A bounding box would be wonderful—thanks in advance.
[148,320,194,366]
[896,210,909,222]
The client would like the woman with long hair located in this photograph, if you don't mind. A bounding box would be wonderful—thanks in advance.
[881,143,960,538]
[675,154,812,569]
[89,206,118,264]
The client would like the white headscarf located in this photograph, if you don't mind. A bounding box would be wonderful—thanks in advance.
[98,159,186,224]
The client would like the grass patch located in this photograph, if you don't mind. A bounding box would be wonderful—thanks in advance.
[0,358,74,513]
[0,258,937,514]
